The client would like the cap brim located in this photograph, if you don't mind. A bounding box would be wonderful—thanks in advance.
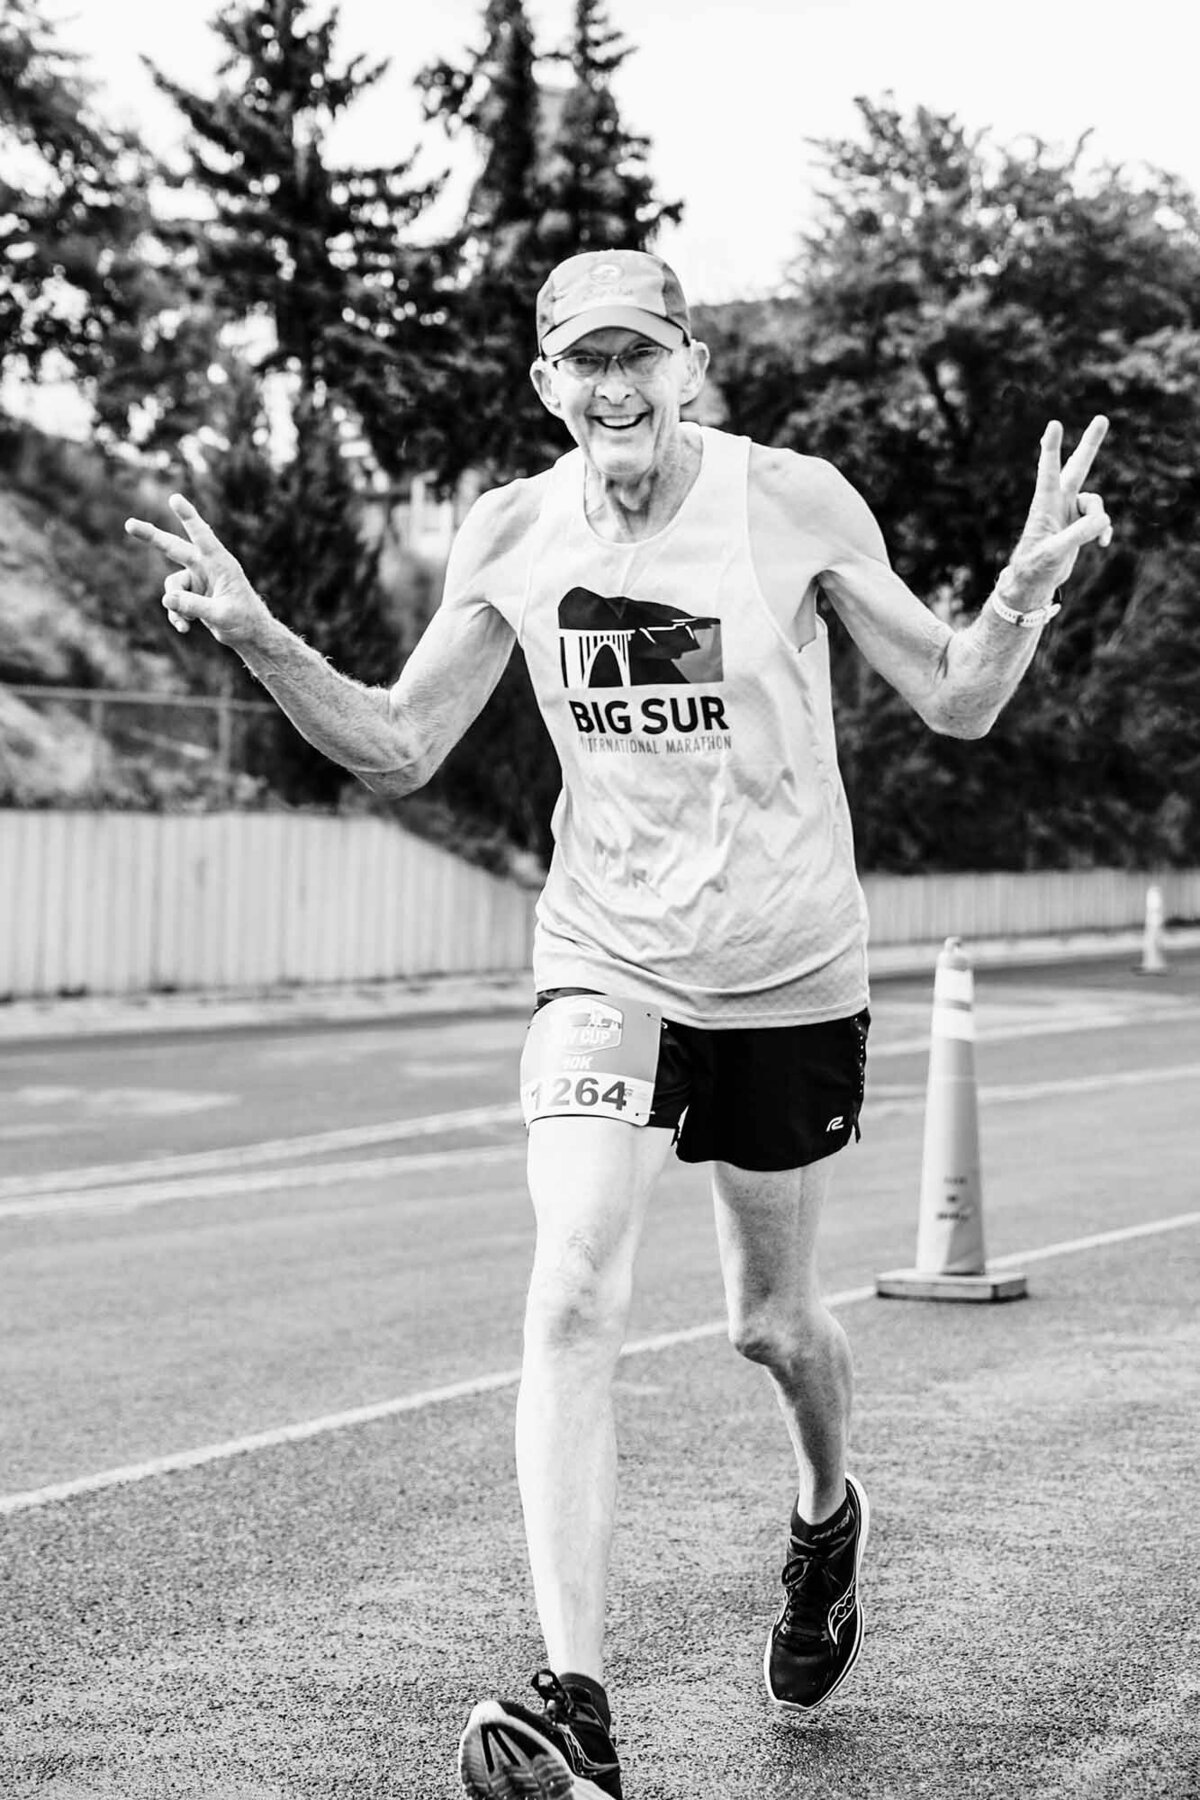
[541,307,687,356]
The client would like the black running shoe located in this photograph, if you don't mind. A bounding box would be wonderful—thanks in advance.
[764,1472,870,1718]
[458,1669,622,1799]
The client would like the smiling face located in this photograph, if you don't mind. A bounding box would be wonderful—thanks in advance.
[531,326,710,486]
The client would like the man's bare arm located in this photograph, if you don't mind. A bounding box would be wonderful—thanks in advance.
[125,487,526,794]
[771,421,1112,739]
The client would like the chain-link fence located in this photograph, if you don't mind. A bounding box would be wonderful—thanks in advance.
[1,683,291,808]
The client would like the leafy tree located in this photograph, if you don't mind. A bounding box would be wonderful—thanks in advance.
[704,98,1200,869]
[147,0,443,480]
[0,0,163,403]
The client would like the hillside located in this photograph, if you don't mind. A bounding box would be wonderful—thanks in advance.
[0,423,197,803]
[0,422,545,880]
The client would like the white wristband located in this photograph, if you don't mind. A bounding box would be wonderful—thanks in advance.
[989,570,1060,630]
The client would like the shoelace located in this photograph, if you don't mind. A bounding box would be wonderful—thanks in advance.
[530,1669,618,1753]
[778,1539,854,1646]
[531,1669,575,1723]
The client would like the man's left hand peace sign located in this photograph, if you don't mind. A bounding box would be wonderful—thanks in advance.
[1004,416,1113,606]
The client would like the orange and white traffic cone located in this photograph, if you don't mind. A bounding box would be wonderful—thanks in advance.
[877,938,1027,1303]
[1139,883,1167,975]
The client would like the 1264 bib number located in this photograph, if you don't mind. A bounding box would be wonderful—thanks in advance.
[519,997,661,1128]
[524,1074,633,1115]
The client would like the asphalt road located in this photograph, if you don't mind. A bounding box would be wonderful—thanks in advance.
[1,953,1198,1800]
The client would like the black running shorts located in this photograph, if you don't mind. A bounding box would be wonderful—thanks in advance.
[534,990,870,1172]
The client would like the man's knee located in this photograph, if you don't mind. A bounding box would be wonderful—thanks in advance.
[525,1238,632,1353]
[727,1295,830,1373]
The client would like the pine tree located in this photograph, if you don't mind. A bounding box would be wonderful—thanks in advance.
[414,0,684,862]
[203,371,404,805]
[139,1,445,801]
[417,0,554,484]
[421,0,683,485]
[147,0,442,479]
[536,0,682,262]
[421,0,541,257]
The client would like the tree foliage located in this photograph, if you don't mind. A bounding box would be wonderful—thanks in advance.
[200,373,402,804]
[701,98,1200,869]
[405,0,686,860]
[10,16,1196,875]
[418,0,682,488]
[537,0,682,260]
[147,0,444,479]
[0,0,163,397]
[124,0,455,765]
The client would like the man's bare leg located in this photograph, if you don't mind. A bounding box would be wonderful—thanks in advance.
[712,1155,869,1715]
[515,1115,676,1680]
[711,1158,851,1521]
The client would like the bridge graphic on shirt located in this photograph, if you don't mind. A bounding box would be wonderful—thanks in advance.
[558,588,723,688]
[563,629,635,687]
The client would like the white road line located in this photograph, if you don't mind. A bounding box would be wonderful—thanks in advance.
[0,1102,519,1200]
[0,1140,526,1221]
[874,1001,1200,1059]
[0,1370,527,1517]
[975,1062,1200,1103]
[3,1215,1197,1519]
[5,1001,1196,1205]
[989,1214,1200,1267]
[4,1060,1197,1222]
[867,1061,1200,1113]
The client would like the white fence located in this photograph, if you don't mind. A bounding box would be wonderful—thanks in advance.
[862,868,1200,946]
[0,810,1197,1002]
[0,811,536,999]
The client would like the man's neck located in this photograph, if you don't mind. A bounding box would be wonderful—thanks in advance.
[583,427,701,542]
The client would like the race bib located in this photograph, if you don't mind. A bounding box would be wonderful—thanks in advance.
[520,996,662,1128]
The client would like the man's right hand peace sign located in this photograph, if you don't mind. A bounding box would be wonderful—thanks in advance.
[125,494,269,647]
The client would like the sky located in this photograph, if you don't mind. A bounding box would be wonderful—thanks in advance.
[46,0,1200,304]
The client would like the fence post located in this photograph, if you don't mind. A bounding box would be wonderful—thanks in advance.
[216,695,234,802]
[88,691,105,801]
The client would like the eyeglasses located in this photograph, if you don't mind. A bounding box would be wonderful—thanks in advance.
[550,344,674,383]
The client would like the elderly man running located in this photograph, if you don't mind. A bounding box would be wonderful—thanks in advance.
[127,249,1111,1800]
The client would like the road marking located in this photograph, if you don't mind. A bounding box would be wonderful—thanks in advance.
[3,1212,1197,1519]
[9,1085,233,1118]
[4,1060,1198,1222]
[972,1062,1200,1103]
[875,1001,1200,1059]
[0,1141,526,1221]
[988,1216,1200,1267]
[0,1123,85,1142]
[0,1102,519,1200]
[4,1001,1196,1205]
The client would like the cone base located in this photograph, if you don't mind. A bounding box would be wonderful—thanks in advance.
[875,1267,1029,1303]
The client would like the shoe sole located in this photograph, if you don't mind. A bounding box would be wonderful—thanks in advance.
[458,1701,615,1800]
[763,1471,872,1721]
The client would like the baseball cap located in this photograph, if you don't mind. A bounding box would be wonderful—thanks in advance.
[536,250,691,356]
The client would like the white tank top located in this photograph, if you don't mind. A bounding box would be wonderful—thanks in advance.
[508,425,868,1026]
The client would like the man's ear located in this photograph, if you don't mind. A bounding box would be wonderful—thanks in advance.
[531,358,565,417]
[679,338,711,408]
